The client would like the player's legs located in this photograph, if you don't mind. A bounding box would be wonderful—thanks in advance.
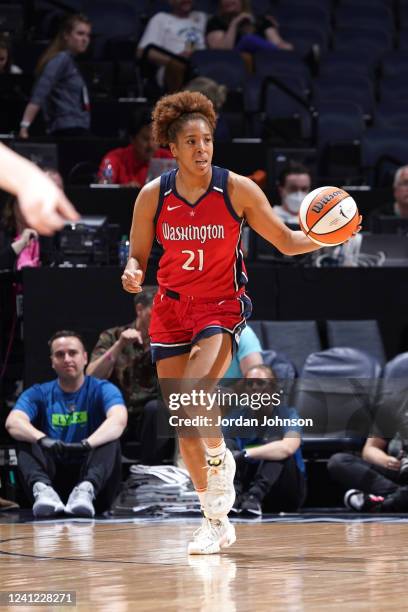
[157,333,237,554]
[156,334,232,491]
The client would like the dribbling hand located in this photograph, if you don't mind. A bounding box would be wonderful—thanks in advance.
[121,268,143,294]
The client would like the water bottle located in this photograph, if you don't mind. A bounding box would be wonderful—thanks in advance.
[101,159,113,184]
[118,234,130,267]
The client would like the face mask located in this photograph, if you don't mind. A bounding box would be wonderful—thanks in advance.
[284,191,307,214]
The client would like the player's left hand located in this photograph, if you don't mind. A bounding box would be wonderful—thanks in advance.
[352,215,363,236]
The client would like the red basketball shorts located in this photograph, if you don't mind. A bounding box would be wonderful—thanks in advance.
[149,288,252,362]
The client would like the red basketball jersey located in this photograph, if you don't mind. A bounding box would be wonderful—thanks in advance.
[154,166,248,299]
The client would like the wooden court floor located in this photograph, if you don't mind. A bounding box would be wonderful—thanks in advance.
[1,519,407,611]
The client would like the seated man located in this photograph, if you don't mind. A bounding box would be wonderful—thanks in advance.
[5,330,127,518]
[98,108,173,187]
[273,162,312,227]
[223,364,306,516]
[86,287,174,464]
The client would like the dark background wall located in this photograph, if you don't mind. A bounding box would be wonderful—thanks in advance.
[22,265,408,386]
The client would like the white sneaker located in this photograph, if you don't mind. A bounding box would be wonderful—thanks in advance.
[203,449,236,519]
[188,517,236,555]
[65,481,95,517]
[32,482,65,518]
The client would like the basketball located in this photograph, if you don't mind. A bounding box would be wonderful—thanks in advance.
[298,186,360,246]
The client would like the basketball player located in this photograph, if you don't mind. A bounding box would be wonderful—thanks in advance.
[121,91,323,554]
[0,142,78,234]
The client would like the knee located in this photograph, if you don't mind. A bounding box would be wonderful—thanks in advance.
[143,400,162,416]
[327,452,352,476]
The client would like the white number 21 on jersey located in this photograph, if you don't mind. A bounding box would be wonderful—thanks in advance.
[181,249,204,271]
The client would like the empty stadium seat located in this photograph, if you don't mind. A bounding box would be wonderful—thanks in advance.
[261,349,297,400]
[262,320,321,373]
[361,127,408,186]
[335,5,394,31]
[317,102,365,150]
[190,50,247,90]
[254,50,311,83]
[381,51,408,78]
[326,320,386,366]
[375,100,408,130]
[295,347,382,445]
[84,2,142,59]
[373,352,408,440]
[318,50,377,78]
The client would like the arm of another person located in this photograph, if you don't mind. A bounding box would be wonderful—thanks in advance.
[121,179,160,292]
[0,143,78,234]
[246,433,301,461]
[362,437,401,470]
[229,172,322,256]
[86,405,128,448]
[19,53,67,138]
[206,13,252,49]
[136,14,170,64]
[5,409,45,443]
[86,328,143,379]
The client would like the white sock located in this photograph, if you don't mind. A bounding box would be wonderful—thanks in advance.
[206,440,226,458]
[197,491,206,508]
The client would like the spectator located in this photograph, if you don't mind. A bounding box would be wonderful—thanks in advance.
[19,14,91,139]
[0,35,22,74]
[370,165,408,223]
[222,325,263,381]
[182,75,231,142]
[98,109,173,187]
[137,0,207,92]
[223,364,306,516]
[5,330,127,518]
[0,168,63,270]
[86,287,174,464]
[328,369,408,513]
[273,162,312,226]
[206,0,293,54]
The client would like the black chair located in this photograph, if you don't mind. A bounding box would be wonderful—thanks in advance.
[295,347,382,450]
[262,320,321,374]
[361,127,408,187]
[261,349,297,400]
[373,352,408,440]
[326,320,386,367]
[190,50,247,90]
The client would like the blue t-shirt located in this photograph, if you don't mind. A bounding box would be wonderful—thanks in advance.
[223,326,262,379]
[14,376,124,443]
[222,404,305,474]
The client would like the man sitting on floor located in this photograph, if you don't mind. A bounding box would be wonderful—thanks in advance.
[5,330,127,518]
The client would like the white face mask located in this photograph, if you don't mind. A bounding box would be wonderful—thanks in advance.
[284,191,307,214]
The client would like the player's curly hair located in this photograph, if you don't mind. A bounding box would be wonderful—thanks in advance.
[151,91,217,146]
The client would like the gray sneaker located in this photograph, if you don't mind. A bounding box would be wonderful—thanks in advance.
[65,481,95,517]
[32,482,65,518]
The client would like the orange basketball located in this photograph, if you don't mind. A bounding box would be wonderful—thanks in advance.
[298,186,360,246]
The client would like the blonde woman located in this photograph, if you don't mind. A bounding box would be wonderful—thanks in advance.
[19,14,91,139]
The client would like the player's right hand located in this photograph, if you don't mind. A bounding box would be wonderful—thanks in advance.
[121,268,143,293]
